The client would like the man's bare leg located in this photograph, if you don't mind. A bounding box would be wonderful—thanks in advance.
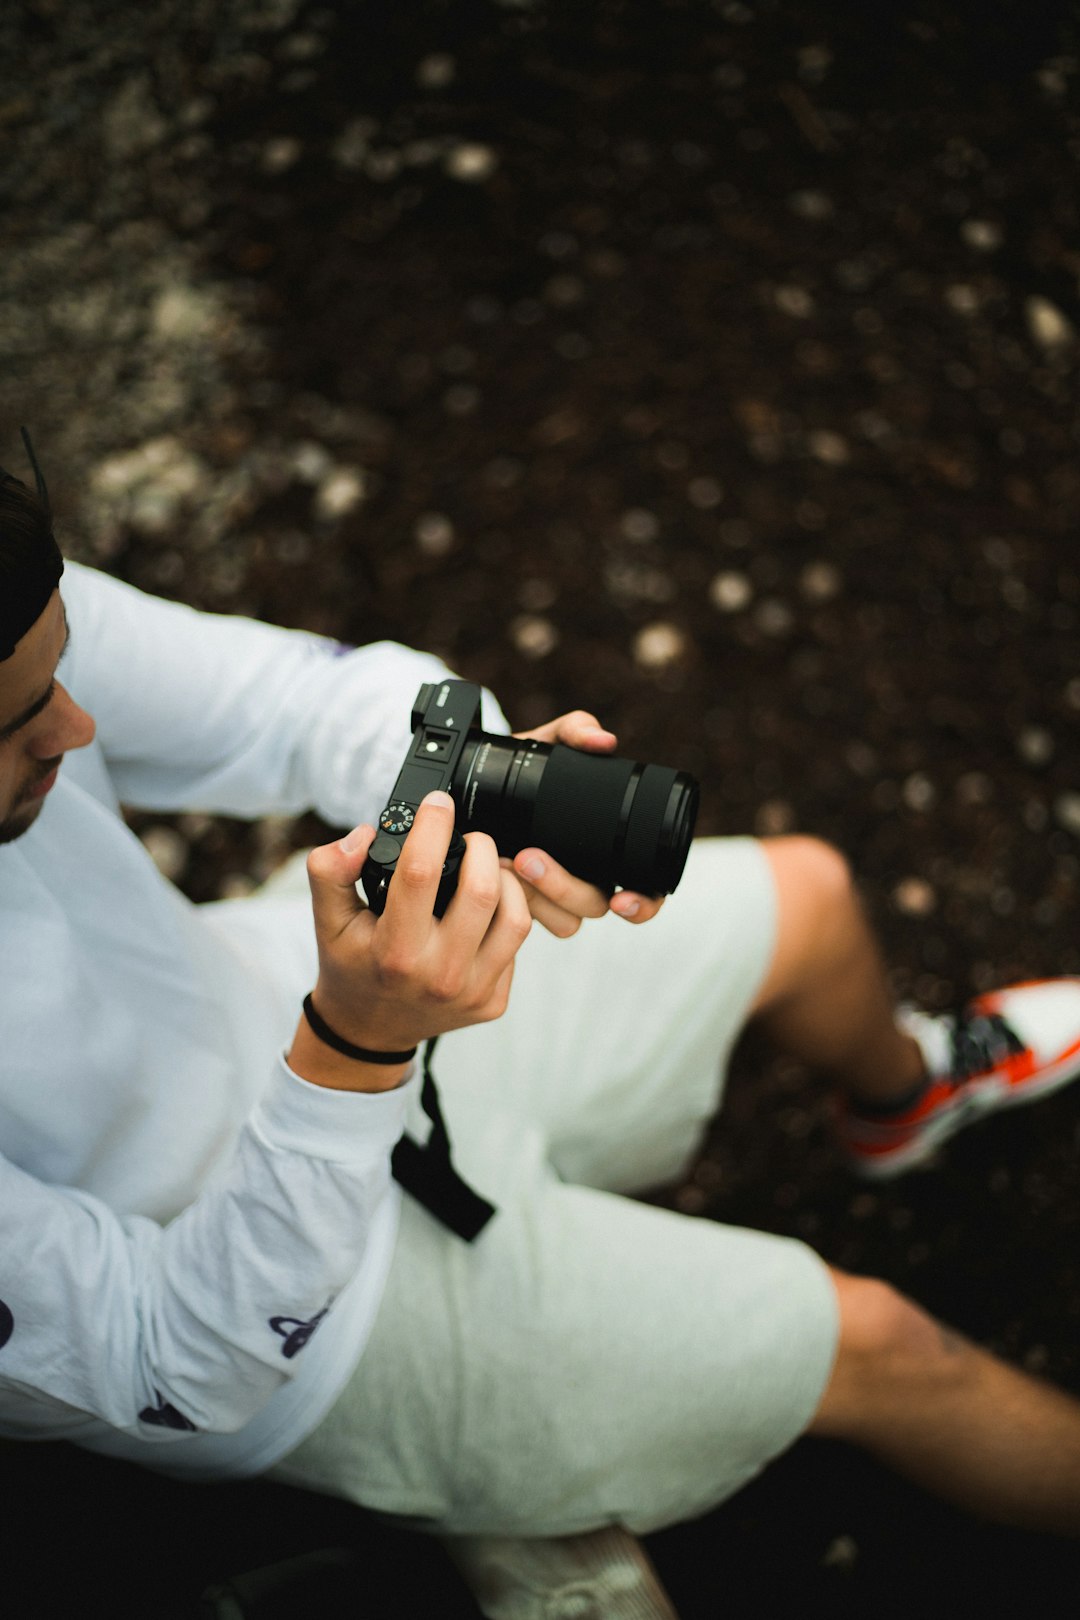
[750,836,927,1104]
[812,1270,1080,1535]
[746,837,1080,1534]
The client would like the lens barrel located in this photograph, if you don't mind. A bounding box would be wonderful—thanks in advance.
[455,735,698,896]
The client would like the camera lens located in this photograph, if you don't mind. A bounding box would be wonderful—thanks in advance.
[453,735,699,896]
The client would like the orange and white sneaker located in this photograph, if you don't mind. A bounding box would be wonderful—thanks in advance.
[837,979,1080,1179]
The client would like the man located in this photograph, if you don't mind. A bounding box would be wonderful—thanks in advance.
[2,441,1080,1547]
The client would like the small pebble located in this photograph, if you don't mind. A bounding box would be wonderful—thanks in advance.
[511,615,559,659]
[620,508,660,543]
[709,571,753,612]
[1053,793,1080,837]
[332,119,374,169]
[544,274,585,307]
[366,149,402,184]
[956,772,993,805]
[1017,726,1054,767]
[808,430,850,465]
[945,283,980,315]
[798,44,833,82]
[1026,295,1075,349]
[821,1535,858,1570]
[902,773,936,812]
[141,826,188,882]
[687,476,724,509]
[799,561,842,602]
[633,622,686,669]
[315,467,365,520]
[893,877,937,916]
[755,598,793,637]
[416,53,456,88]
[218,873,257,900]
[442,382,480,416]
[756,800,796,836]
[788,189,834,219]
[961,218,1003,252]
[518,577,557,612]
[261,137,302,173]
[774,284,816,318]
[445,143,498,182]
[292,441,333,483]
[414,512,455,556]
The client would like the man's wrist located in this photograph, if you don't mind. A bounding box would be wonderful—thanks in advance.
[287,1019,413,1094]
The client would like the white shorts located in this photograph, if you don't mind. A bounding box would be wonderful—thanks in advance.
[269,837,840,1535]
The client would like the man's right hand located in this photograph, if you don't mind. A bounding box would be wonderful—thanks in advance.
[287,791,533,1092]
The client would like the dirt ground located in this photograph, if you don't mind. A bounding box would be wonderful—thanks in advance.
[4,0,1080,1612]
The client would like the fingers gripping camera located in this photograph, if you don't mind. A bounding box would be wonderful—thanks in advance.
[361,681,700,918]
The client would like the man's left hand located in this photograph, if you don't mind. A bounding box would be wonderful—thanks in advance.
[506,710,666,938]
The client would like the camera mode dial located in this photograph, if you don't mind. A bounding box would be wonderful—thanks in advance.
[379,800,415,836]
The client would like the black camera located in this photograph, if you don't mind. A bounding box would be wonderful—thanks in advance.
[361,681,700,917]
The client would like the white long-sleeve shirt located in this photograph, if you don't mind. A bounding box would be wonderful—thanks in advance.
[0,562,504,1479]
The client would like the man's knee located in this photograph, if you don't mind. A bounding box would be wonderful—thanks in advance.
[752,837,856,1012]
[763,835,854,909]
[808,1268,963,1439]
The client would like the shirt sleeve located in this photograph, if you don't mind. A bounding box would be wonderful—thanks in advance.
[59,562,510,826]
[0,1059,417,1442]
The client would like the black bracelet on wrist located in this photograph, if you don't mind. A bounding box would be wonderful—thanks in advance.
[302,993,417,1066]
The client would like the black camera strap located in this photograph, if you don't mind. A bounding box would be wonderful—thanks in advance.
[391,1037,496,1241]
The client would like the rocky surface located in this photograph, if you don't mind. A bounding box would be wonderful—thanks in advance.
[4,0,1080,1611]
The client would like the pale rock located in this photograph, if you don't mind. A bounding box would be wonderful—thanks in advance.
[1018,726,1054,767]
[799,561,842,602]
[1053,793,1080,836]
[808,430,850,465]
[687,476,723,509]
[821,1535,858,1569]
[416,53,456,88]
[292,441,333,483]
[261,137,302,173]
[961,219,1003,252]
[893,877,937,916]
[315,467,365,520]
[152,286,217,341]
[946,283,980,315]
[774,284,816,318]
[141,826,188,882]
[709,571,753,612]
[511,615,559,659]
[1026,296,1075,349]
[445,143,498,182]
[902,773,936,812]
[633,622,686,669]
[415,512,455,556]
[620,508,660,543]
[755,598,793,637]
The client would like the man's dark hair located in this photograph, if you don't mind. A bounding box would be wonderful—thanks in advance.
[0,430,64,661]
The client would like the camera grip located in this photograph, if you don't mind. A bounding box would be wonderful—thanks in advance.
[361,828,467,918]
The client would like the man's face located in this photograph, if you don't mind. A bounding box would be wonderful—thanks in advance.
[0,590,95,844]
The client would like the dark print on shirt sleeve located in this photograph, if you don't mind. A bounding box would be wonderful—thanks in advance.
[139,1390,198,1431]
[269,1305,329,1359]
[0,1299,13,1349]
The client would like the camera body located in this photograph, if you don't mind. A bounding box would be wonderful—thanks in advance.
[362,680,699,918]
[361,680,484,917]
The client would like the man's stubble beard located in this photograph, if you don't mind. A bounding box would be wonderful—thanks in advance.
[0,760,60,844]
[0,799,45,843]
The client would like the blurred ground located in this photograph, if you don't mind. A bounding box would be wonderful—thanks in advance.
[3,0,1080,1612]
